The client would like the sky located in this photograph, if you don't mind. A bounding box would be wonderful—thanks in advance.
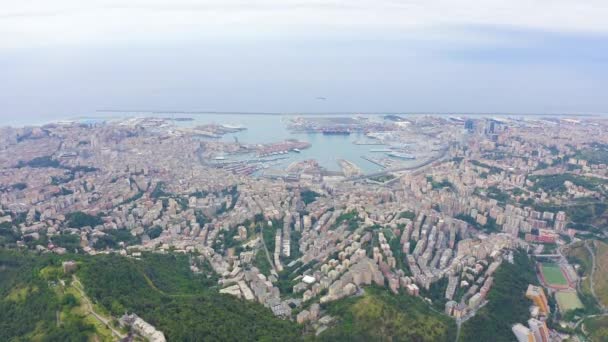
[1,0,608,124]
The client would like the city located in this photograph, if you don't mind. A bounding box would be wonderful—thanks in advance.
[2,1,608,341]
[2,114,608,341]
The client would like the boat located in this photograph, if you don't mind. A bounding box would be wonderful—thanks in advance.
[292,148,301,153]
[370,148,392,152]
[387,152,416,160]
[222,124,246,131]
[322,128,350,135]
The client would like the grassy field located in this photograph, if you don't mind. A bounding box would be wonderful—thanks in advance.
[541,263,568,286]
[555,291,584,312]
[593,241,608,307]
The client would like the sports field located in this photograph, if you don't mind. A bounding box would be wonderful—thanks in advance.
[555,291,584,312]
[540,263,568,286]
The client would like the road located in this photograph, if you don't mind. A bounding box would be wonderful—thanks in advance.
[346,146,450,182]
[72,276,126,340]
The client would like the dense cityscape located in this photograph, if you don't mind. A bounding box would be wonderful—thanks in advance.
[2,114,608,341]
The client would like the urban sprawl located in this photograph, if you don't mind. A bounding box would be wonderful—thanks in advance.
[1,115,607,342]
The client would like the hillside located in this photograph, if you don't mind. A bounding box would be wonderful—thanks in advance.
[0,250,99,341]
[0,249,300,341]
[567,240,608,310]
[591,241,608,308]
[317,286,456,342]
[458,250,538,342]
[78,253,301,341]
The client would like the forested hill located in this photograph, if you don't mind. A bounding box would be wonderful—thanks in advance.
[458,250,539,342]
[78,253,301,341]
[0,249,300,341]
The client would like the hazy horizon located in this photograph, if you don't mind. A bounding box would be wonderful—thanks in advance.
[2,1,608,123]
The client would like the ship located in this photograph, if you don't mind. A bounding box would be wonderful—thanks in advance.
[387,152,416,160]
[321,128,350,135]
[221,124,246,131]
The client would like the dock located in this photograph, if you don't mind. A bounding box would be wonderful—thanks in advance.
[354,140,385,145]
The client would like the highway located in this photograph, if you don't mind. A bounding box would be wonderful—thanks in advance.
[344,146,450,182]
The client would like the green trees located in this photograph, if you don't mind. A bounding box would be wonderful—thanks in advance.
[78,253,300,341]
[301,190,321,204]
[1,249,300,341]
[459,250,538,342]
[319,286,456,342]
[65,211,103,228]
[0,250,93,341]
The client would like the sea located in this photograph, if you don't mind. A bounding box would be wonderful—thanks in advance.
[6,111,599,173]
[6,112,402,173]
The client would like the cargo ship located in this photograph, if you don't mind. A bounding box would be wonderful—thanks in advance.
[387,152,416,160]
[321,128,350,135]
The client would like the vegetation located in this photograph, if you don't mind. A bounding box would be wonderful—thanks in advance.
[0,250,98,341]
[17,156,98,178]
[369,174,396,183]
[150,181,170,199]
[333,210,360,231]
[301,189,321,205]
[455,214,499,233]
[65,211,103,228]
[540,263,568,286]
[574,144,608,165]
[534,201,607,228]
[0,221,21,247]
[528,174,607,194]
[459,250,538,342]
[78,252,299,341]
[51,233,82,252]
[389,234,410,276]
[584,316,608,342]
[253,249,273,276]
[17,155,61,168]
[399,211,416,220]
[484,186,511,204]
[470,160,503,174]
[146,225,163,239]
[92,229,140,250]
[592,241,608,307]
[318,286,456,342]
[427,176,454,190]
[564,242,600,316]
[554,291,583,312]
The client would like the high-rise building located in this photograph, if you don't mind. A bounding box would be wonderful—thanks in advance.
[464,119,474,132]
[526,285,550,315]
[512,323,535,342]
[528,318,550,342]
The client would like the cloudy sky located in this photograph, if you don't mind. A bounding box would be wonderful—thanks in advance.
[1,0,608,123]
